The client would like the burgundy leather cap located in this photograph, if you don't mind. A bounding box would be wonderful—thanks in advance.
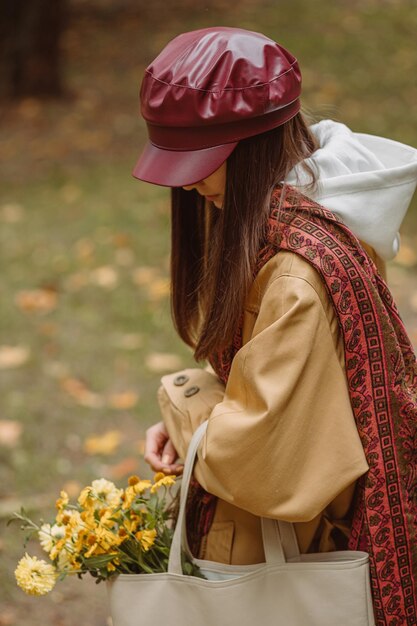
[133,26,302,187]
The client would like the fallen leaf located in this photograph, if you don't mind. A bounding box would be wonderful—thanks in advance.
[1,202,24,223]
[146,279,170,301]
[0,420,23,447]
[15,288,58,313]
[74,238,95,262]
[64,271,90,292]
[105,457,140,479]
[60,377,103,408]
[107,391,139,410]
[131,266,159,286]
[145,352,183,373]
[84,430,123,455]
[0,345,30,369]
[112,232,132,248]
[89,265,119,288]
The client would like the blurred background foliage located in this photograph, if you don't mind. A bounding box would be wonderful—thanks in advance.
[1,1,417,624]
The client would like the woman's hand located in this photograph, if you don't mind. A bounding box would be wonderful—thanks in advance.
[144,421,184,475]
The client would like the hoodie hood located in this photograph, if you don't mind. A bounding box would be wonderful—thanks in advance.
[286,120,417,260]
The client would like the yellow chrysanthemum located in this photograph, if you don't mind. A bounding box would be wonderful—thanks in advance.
[78,480,123,512]
[38,523,66,553]
[55,506,78,525]
[123,512,142,534]
[135,529,157,552]
[150,472,176,493]
[49,537,67,561]
[63,510,83,534]
[90,479,123,507]
[55,490,69,511]
[78,486,94,508]
[122,480,152,509]
[96,525,121,547]
[15,554,57,596]
[57,545,79,571]
[106,555,120,572]
[66,509,98,555]
[83,510,122,558]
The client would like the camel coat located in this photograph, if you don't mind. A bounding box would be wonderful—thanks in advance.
[158,245,385,565]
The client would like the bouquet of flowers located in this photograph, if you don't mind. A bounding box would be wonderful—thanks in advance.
[10,472,203,597]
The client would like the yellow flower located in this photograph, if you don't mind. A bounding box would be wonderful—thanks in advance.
[78,486,93,507]
[49,537,67,561]
[83,511,122,558]
[122,479,152,509]
[150,472,176,493]
[39,523,66,553]
[78,480,123,512]
[96,524,121,547]
[55,490,69,511]
[80,508,95,527]
[90,479,123,507]
[65,510,90,555]
[15,554,57,596]
[106,555,120,572]
[123,512,142,534]
[135,529,157,552]
[57,546,79,572]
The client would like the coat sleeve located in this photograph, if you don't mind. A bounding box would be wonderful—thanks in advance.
[158,273,369,523]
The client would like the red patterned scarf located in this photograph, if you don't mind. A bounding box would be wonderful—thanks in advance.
[186,185,417,625]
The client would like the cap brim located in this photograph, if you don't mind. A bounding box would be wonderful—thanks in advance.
[132,141,237,187]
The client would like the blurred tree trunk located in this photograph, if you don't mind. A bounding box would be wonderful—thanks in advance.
[0,0,67,99]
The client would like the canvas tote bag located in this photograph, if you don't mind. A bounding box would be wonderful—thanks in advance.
[108,421,375,626]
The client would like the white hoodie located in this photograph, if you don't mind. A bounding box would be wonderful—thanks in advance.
[286,120,417,260]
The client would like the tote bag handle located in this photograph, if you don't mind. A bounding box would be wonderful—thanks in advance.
[168,421,300,575]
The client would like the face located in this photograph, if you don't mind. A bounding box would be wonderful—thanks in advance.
[182,161,226,209]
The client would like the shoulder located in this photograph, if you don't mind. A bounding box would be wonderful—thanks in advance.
[245,250,329,313]
[243,249,344,365]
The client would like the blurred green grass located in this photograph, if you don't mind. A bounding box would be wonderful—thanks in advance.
[1,0,417,622]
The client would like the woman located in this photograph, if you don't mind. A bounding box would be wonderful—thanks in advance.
[135,27,417,624]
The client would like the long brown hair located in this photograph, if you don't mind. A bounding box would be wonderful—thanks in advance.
[170,112,318,361]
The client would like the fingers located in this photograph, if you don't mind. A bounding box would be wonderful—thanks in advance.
[144,422,168,472]
[144,422,184,475]
[161,439,184,475]
[161,438,178,465]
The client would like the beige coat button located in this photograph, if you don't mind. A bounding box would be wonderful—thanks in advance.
[184,385,200,397]
[174,374,189,386]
